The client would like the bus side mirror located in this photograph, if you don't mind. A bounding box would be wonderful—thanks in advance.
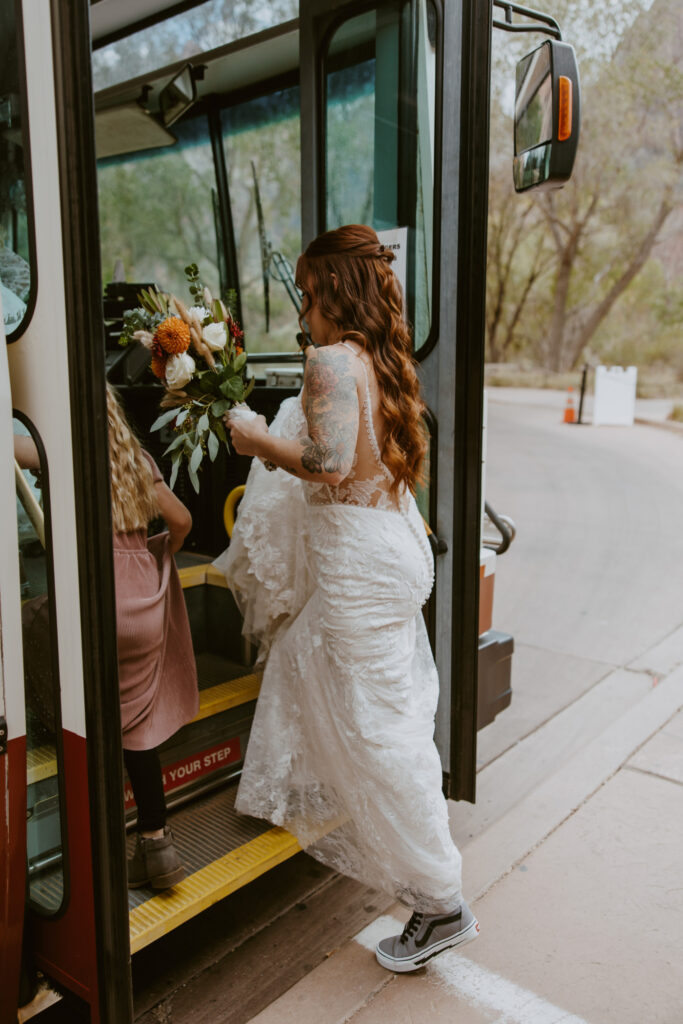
[513,40,580,193]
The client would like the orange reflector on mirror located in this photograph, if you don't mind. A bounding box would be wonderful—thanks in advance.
[558,76,572,141]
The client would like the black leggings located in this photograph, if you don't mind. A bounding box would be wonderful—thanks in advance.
[123,747,167,832]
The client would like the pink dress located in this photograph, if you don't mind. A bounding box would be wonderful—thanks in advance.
[114,453,198,750]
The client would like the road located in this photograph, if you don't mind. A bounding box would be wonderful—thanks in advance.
[478,387,683,768]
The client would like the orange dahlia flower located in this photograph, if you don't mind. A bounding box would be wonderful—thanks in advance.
[155,316,191,355]
[150,353,168,379]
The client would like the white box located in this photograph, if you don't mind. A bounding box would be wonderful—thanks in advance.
[593,366,637,426]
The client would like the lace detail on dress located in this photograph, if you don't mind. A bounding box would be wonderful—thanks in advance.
[304,343,434,589]
[216,352,459,915]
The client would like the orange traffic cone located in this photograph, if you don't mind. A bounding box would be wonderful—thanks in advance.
[563,387,576,424]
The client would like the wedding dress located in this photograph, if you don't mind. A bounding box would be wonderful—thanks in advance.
[214,343,462,913]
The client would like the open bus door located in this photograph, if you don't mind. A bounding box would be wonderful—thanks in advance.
[0,290,28,1022]
[299,0,494,801]
[5,1,579,1020]
[5,1,132,1021]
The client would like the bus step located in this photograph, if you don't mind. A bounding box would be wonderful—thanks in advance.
[128,783,299,953]
[27,671,262,788]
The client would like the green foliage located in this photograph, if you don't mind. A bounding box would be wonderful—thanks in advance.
[488,0,683,373]
[119,262,255,493]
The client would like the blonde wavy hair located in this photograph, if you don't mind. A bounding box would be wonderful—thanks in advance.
[107,384,160,533]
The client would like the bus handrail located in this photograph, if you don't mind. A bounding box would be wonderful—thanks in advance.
[492,1,562,40]
[483,501,515,555]
[15,459,45,548]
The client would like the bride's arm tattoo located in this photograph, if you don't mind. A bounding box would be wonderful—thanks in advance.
[301,347,359,479]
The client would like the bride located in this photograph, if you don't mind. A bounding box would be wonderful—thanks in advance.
[214,224,478,971]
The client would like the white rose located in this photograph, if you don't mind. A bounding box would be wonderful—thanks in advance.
[165,352,195,389]
[202,321,227,351]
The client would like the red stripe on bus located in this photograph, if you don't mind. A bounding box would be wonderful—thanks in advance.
[0,734,27,1024]
[32,730,98,1010]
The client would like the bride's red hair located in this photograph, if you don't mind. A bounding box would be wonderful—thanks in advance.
[296,224,427,496]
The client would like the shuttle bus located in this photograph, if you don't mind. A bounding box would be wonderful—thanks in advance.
[0,1,579,1020]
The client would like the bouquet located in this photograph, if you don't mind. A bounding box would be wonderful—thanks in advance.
[120,264,254,492]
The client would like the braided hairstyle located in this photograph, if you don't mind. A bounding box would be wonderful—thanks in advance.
[106,384,160,533]
[295,224,427,496]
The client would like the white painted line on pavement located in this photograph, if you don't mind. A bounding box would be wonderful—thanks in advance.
[355,916,590,1024]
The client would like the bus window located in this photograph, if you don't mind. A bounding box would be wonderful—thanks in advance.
[14,415,67,915]
[221,85,302,354]
[0,0,35,340]
[91,0,299,92]
[98,115,222,301]
[324,1,437,353]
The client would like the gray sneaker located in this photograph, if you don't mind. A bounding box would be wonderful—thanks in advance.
[375,901,479,972]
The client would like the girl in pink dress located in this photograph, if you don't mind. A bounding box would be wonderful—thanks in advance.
[108,385,198,889]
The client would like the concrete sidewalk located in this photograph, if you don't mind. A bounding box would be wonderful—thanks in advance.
[247,665,683,1024]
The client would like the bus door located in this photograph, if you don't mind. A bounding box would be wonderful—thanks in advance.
[299,0,493,801]
[0,293,28,1022]
[5,1,131,1021]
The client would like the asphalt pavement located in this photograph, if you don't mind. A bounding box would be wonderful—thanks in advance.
[249,389,683,1024]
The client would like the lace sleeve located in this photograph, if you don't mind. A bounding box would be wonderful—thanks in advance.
[213,396,314,659]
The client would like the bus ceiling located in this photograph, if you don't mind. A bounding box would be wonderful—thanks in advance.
[90,1,563,50]
[91,2,566,162]
[90,0,210,48]
[93,21,299,160]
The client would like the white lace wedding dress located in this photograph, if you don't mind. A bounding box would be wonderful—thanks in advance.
[214,345,463,913]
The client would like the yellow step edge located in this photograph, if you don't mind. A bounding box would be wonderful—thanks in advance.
[205,564,228,588]
[27,744,57,786]
[177,562,229,590]
[177,563,209,588]
[26,673,262,785]
[129,827,300,953]
[193,673,261,723]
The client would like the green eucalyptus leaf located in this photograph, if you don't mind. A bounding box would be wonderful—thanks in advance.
[150,407,181,431]
[197,413,210,434]
[188,464,200,493]
[176,409,189,427]
[213,418,227,444]
[169,454,181,490]
[244,376,255,399]
[163,434,187,457]
[190,444,203,475]
[233,351,247,372]
[220,377,244,401]
[207,430,220,461]
[211,398,230,417]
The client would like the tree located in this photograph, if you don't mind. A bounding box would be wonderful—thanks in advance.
[487,0,683,372]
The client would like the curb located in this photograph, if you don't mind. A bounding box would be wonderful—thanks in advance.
[634,417,683,435]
